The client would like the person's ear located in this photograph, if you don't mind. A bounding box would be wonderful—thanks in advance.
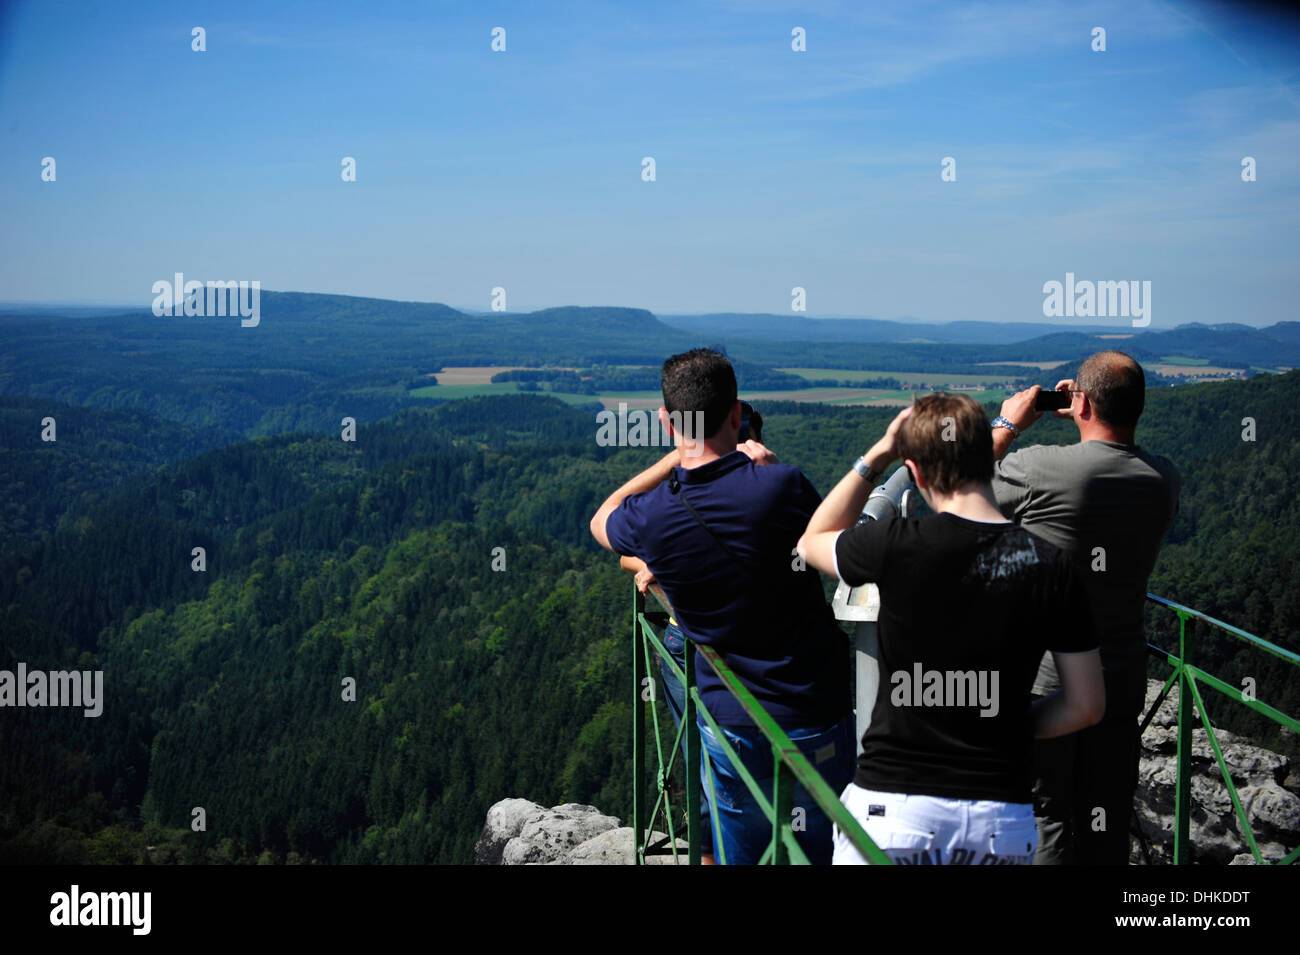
[905,459,936,511]
[658,406,675,438]
[731,401,743,429]
[904,458,927,491]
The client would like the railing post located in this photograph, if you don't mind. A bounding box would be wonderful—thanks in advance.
[633,587,646,865]
[1174,611,1196,865]
[772,754,793,865]
[684,636,701,865]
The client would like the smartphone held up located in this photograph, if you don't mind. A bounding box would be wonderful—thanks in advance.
[1034,389,1073,412]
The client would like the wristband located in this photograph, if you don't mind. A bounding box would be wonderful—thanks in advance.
[852,456,880,482]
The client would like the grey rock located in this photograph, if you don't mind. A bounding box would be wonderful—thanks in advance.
[1247,786,1300,831]
[473,798,546,865]
[561,826,689,865]
[1134,680,1298,864]
[1228,842,1288,865]
[1284,766,1300,795]
[501,803,622,865]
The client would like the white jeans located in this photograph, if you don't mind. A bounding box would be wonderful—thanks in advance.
[832,783,1037,865]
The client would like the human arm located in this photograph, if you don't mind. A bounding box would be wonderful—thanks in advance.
[991,389,1063,517]
[589,449,680,552]
[993,379,1078,460]
[797,406,912,576]
[992,426,1016,462]
[1029,650,1105,738]
[619,555,656,594]
[1029,555,1104,737]
[992,385,1043,461]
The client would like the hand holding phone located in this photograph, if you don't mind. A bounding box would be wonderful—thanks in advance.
[1034,390,1072,412]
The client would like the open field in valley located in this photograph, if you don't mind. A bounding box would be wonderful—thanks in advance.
[410,373,1013,411]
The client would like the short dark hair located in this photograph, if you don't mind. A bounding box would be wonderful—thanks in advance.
[1077,351,1145,429]
[661,349,737,440]
[896,392,993,494]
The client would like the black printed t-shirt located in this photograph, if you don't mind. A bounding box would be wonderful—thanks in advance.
[834,513,1095,804]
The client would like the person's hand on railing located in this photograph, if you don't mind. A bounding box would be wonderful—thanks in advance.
[621,555,655,594]
[737,439,779,465]
[634,566,656,594]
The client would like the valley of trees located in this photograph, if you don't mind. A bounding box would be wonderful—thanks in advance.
[0,301,1295,864]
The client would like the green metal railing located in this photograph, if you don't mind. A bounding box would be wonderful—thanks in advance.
[1142,594,1300,865]
[631,586,889,865]
[632,586,1300,865]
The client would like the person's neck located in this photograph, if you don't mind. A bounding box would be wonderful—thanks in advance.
[927,481,1009,523]
[1077,420,1136,445]
[676,435,737,470]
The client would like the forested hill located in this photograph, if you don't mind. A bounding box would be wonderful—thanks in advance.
[0,396,238,553]
[1139,372,1300,755]
[0,374,1296,864]
[1,395,638,863]
[2,294,1292,448]
[660,313,1131,343]
[657,315,1300,367]
[0,294,693,436]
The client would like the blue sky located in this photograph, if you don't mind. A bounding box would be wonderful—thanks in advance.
[1,0,1297,327]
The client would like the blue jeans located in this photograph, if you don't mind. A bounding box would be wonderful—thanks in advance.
[660,621,713,852]
[698,712,856,865]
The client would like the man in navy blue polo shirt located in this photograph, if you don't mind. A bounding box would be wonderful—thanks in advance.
[590,349,853,864]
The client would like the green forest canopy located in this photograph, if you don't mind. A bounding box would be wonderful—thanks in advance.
[0,371,1296,864]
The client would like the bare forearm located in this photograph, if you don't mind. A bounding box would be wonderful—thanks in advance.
[799,443,896,576]
[993,428,1015,462]
[804,438,895,538]
[1030,692,1085,738]
[805,466,875,539]
[1030,651,1105,738]
[610,449,680,505]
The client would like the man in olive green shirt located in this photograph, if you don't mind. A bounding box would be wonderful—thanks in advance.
[989,351,1180,865]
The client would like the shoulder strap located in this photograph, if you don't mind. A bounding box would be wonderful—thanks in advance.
[668,472,757,575]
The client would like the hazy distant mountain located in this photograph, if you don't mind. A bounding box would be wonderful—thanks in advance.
[658,313,1300,368]
[1261,322,1300,346]
[655,313,1140,345]
[1133,324,1299,367]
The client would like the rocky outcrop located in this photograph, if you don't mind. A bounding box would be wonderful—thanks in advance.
[475,800,687,865]
[473,798,547,865]
[1134,679,1300,864]
[565,826,690,865]
[501,804,623,865]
